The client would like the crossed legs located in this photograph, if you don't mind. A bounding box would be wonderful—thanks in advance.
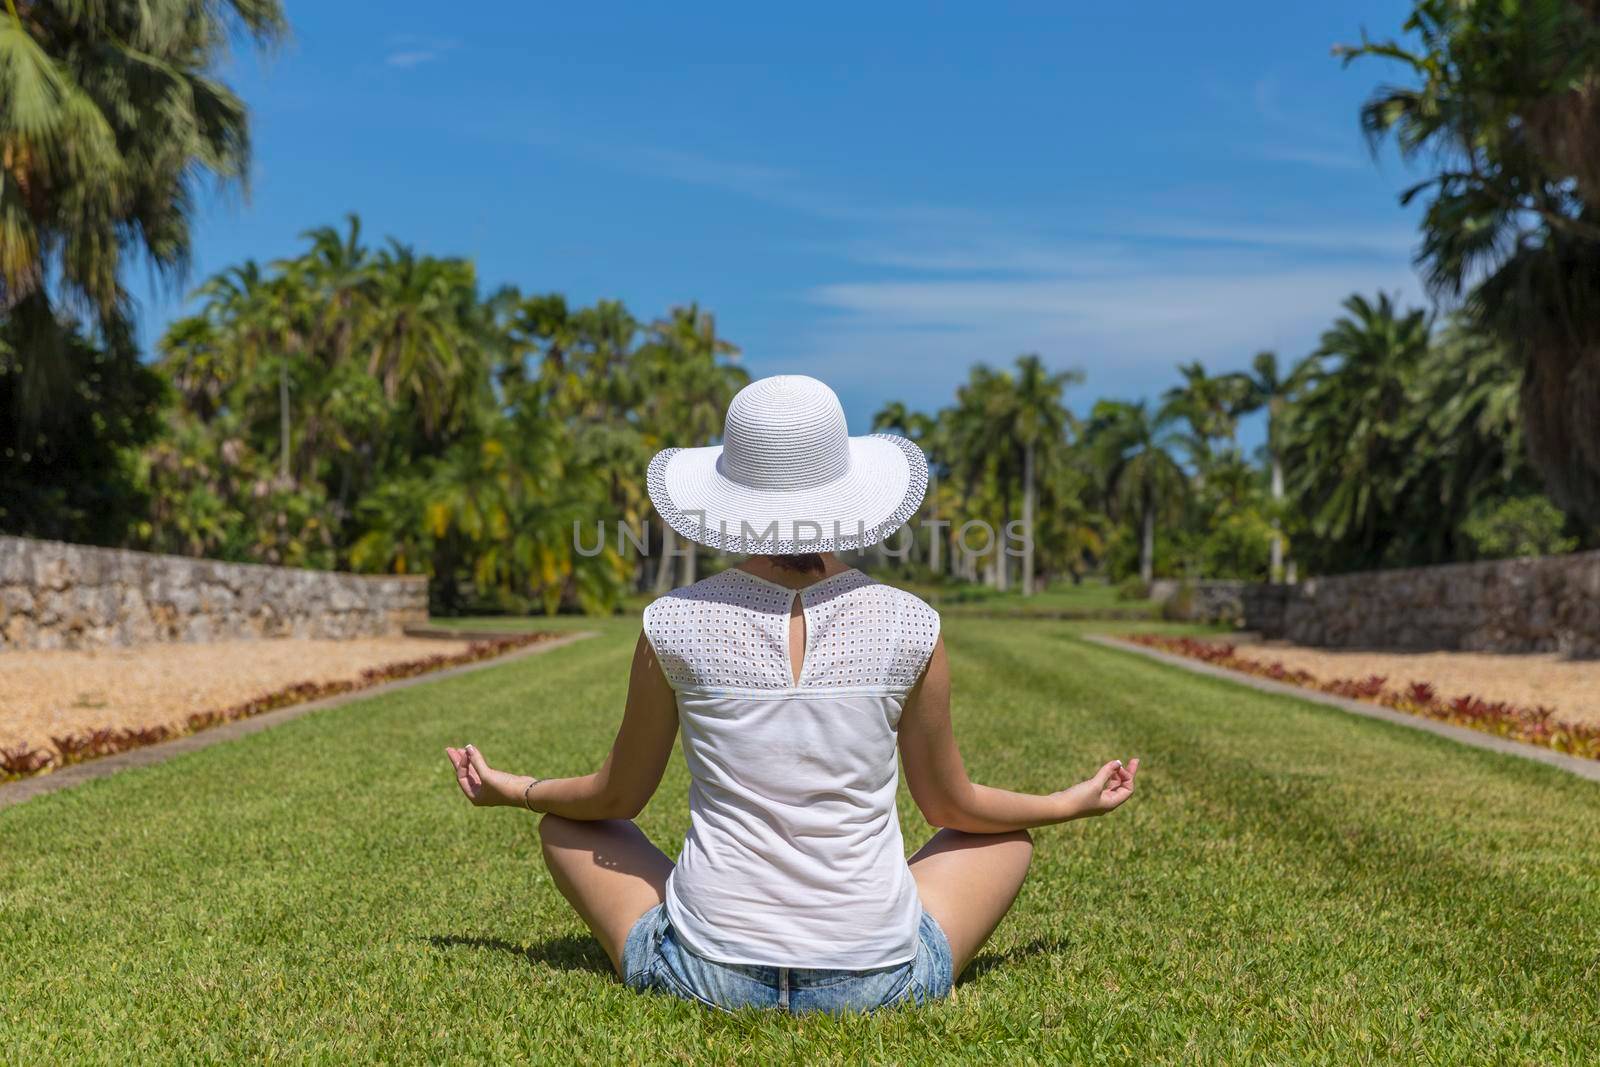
[907,828,1034,978]
[536,815,1033,982]
[536,815,673,977]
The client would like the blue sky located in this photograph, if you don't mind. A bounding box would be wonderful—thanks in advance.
[149,1,1424,441]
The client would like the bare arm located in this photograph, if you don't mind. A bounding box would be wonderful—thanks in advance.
[445,632,678,820]
[898,637,1139,833]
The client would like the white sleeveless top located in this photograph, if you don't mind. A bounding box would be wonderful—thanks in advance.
[643,566,941,969]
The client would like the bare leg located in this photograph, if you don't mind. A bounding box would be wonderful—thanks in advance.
[909,828,1034,979]
[538,814,675,977]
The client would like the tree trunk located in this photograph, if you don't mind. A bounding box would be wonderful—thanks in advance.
[278,357,291,483]
[681,543,697,585]
[1021,440,1035,596]
[928,469,942,575]
[1140,505,1155,585]
[1269,452,1285,583]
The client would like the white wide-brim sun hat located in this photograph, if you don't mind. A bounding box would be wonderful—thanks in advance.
[647,375,928,554]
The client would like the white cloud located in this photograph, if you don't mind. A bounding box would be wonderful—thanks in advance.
[383,36,460,69]
[800,221,1421,391]
[1119,219,1416,258]
[464,111,1425,414]
[832,237,1129,277]
[793,253,1423,419]
[620,145,988,230]
[808,266,1417,350]
[386,50,438,68]
[561,135,1422,402]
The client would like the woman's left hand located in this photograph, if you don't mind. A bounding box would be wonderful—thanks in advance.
[444,744,515,807]
[1055,758,1140,818]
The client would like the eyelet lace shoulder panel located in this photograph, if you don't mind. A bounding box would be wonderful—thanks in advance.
[643,569,793,690]
[643,567,940,693]
[797,572,940,690]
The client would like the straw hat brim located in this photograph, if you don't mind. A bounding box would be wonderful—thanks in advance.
[647,434,928,554]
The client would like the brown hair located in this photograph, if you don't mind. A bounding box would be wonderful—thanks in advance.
[764,553,826,575]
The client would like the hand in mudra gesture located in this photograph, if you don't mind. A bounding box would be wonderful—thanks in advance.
[444,744,518,807]
[1055,758,1140,817]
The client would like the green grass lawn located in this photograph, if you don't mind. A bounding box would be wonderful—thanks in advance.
[891,576,1158,619]
[3,614,1597,1063]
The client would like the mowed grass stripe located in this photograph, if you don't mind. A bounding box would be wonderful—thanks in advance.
[944,620,1598,1056]
[1025,627,1596,923]
[1,615,1597,1063]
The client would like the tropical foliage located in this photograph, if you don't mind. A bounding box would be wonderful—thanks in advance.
[872,290,1581,593]
[4,0,1598,613]
[132,218,748,614]
[1339,0,1600,527]
[0,315,164,542]
[8,240,1576,608]
[0,0,285,417]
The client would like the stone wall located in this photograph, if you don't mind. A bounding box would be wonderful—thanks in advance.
[1240,550,1600,658]
[1148,579,1248,624]
[0,536,428,651]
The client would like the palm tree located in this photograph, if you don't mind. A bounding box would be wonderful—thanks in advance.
[1032,450,1104,585]
[148,219,779,615]
[292,213,374,371]
[1087,399,1187,584]
[1341,2,1600,527]
[1226,351,1313,581]
[638,305,745,590]
[157,317,229,424]
[1010,355,1081,595]
[191,261,299,482]
[279,214,384,519]
[0,0,286,415]
[570,300,643,421]
[944,366,1018,589]
[1280,293,1432,570]
[1160,361,1242,473]
[350,413,628,615]
[872,401,941,572]
[1408,318,1536,563]
[366,241,484,440]
[871,401,913,436]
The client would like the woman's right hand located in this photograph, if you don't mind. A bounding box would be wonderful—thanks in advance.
[1055,758,1140,818]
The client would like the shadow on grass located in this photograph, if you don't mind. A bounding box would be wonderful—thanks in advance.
[959,936,1072,985]
[426,933,614,976]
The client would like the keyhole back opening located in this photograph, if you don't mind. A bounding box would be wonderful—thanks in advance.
[786,591,808,687]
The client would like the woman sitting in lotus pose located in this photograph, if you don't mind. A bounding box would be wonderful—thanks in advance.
[446,374,1139,1013]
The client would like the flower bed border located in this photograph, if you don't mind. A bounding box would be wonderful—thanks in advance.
[0,633,557,782]
[1124,634,1600,761]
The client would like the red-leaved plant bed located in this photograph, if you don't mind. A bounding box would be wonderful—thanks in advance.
[1125,634,1600,761]
[0,633,555,783]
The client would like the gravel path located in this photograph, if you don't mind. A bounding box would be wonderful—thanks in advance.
[1232,638,1600,725]
[0,636,474,750]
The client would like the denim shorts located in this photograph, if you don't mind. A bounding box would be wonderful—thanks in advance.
[621,904,954,1014]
